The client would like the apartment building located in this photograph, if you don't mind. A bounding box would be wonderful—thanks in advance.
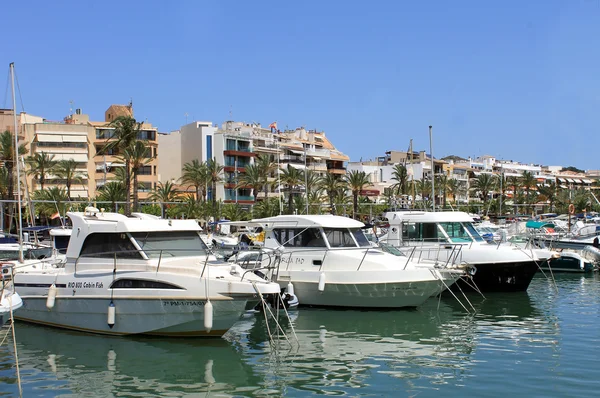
[21,104,159,199]
[159,120,349,205]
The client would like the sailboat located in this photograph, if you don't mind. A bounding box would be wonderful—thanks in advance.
[0,62,24,324]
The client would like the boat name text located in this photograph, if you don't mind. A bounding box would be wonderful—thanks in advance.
[67,281,104,289]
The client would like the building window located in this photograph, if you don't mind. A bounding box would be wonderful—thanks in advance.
[137,166,152,175]
[206,135,213,161]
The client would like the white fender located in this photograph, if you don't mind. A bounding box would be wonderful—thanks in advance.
[107,302,116,328]
[204,300,213,332]
[287,281,295,297]
[318,272,326,292]
[46,284,57,309]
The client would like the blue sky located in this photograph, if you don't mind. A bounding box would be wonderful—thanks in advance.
[2,0,599,170]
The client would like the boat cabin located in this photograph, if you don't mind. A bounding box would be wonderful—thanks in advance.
[63,208,210,265]
[384,211,485,246]
[227,215,373,250]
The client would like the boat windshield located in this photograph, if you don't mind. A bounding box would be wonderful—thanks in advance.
[130,231,209,258]
[350,228,372,247]
[438,222,484,243]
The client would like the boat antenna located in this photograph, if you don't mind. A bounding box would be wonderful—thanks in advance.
[10,62,24,263]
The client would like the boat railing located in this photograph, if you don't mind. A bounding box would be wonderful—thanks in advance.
[73,248,213,274]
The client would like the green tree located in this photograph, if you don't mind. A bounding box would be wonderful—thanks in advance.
[255,154,277,201]
[32,187,69,219]
[436,174,452,208]
[0,130,28,202]
[470,174,497,215]
[54,159,86,199]
[391,164,409,196]
[181,159,208,202]
[206,158,224,222]
[235,164,263,202]
[319,173,345,215]
[345,170,370,219]
[520,171,538,215]
[97,182,126,212]
[98,116,143,215]
[122,141,153,212]
[446,178,465,205]
[26,152,56,190]
[149,181,179,218]
[537,181,558,212]
[506,176,521,215]
[279,165,303,214]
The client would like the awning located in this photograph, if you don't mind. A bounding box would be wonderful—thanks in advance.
[566,178,575,183]
[288,163,306,169]
[62,135,87,143]
[36,134,62,142]
[558,178,566,182]
[289,149,304,155]
[54,154,88,162]
[583,179,593,184]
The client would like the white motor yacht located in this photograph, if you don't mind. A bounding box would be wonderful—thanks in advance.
[226,215,465,309]
[380,211,554,292]
[12,207,281,337]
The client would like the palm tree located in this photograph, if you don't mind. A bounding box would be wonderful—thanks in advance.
[54,159,86,199]
[97,182,126,212]
[345,170,370,219]
[506,176,521,216]
[470,174,496,215]
[221,203,249,221]
[0,130,28,201]
[319,173,345,215]
[279,165,303,214]
[446,178,464,205]
[255,154,277,200]
[0,130,28,230]
[436,174,452,208]
[537,181,558,212]
[254,197,280,218]
[520,171,538,215]
[149,181,179,218]
[181,159,209,201]
[122,141,153,212]
[391,164,408,196]
[235,164,262,202]
[206,158,224,222]
[98,116,143,215]
[32,187,69,219]
[26,152,56,190]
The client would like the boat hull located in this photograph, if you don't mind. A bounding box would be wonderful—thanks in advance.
[1,290,23,326]
[451,260,540,292]
[541,255,595,273]
[276,270,458,308]
[15,296,249,337]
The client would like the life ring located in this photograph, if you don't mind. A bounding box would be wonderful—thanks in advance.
[568,204,575,215]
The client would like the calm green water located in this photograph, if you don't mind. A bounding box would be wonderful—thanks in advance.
[2,274,600,397]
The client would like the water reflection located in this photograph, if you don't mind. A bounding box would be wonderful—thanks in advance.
[228,291,562,396]
[2,322,257,397]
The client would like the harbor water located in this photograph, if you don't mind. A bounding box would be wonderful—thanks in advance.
[2,273,600,397]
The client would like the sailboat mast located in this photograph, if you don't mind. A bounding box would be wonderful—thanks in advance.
[429,125,435,212]
[9,62,24,263]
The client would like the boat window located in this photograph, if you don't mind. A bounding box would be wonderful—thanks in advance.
[272,228,325,247]
[438,222,472,243]
[130,231,209,258]
[80,233,142,259]
[54,236,70,254]
[350,228,372,247]
[324,228,357,248]
[402,222,446,242]
[110,279,184,289]
[463,222,485,242]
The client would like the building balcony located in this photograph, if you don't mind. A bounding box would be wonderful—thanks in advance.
[223,150,256,157]
[327,168,346,175]
[224,166,247,173]
[224,194,255,202]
